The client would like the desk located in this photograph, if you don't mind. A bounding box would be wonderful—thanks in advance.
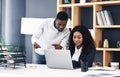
[0,64,120,77]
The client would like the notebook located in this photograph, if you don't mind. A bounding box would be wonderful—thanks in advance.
[44,49,73,69]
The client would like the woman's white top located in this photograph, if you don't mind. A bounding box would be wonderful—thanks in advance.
[31,18,70,55]
[72,46,82,61]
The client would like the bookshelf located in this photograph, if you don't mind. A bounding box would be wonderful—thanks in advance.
[57,0,120,66]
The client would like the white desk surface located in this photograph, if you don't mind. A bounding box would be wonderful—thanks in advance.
[0,64,120,77]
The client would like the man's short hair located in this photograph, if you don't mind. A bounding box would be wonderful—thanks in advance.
[56,11,68,21]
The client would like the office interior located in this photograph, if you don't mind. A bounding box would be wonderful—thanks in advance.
[0,0,120,65]
[0,0,56,63]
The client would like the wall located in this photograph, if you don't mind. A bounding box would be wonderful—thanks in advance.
[25,0,57,63]
[1,0,25,45]
[0,0,2,36]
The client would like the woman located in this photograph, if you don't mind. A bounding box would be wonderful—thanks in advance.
[69,25,96,68]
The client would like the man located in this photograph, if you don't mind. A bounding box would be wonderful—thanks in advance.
[31,11,70,64]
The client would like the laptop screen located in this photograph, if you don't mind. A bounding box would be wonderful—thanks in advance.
[44,49,73,69]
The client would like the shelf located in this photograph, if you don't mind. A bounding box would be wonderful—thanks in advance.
[59,3,93,7]
[95,1,120,5]
[74,3,93,7]
[59,1,120,6]
[95,25,120,28]
[96,48,120,51]
[57,0,120,67]
[58,4,72,8]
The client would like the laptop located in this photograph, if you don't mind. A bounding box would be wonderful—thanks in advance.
[44,49,74,70]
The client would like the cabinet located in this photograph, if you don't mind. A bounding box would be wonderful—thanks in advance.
[57,0,120,66]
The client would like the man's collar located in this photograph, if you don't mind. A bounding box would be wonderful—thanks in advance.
[54,20,58,29]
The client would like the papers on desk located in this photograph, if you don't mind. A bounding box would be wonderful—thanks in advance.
[89,67,116,71]
[84,73,114,77]
[84,67,120,77]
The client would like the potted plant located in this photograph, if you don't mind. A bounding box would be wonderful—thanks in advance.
[0,37,6,48]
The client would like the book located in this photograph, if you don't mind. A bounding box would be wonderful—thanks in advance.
[104,10,114,25]
[100,10,107,25]
[64,0,71,4]
[96,11,104,25]
[80,0,86,3]
[89,66,116,71]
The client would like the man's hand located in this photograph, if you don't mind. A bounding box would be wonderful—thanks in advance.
[34,42,41,49]
[52,44,62,49]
